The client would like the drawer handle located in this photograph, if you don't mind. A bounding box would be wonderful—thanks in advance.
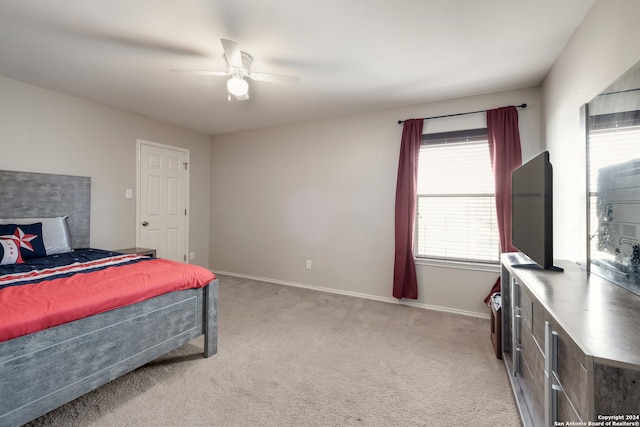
[545,321,559,425]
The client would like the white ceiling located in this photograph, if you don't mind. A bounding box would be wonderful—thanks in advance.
[0,0,595,135]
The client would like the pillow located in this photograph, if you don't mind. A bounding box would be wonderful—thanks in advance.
[0,216,72,254]
[0,223,47,264]
[0,238,21,265]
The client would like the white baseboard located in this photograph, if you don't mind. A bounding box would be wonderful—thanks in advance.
[213,270,490,320]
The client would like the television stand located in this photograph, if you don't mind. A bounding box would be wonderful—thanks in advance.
[501,254,640,426]
[508,253,564,271]
[511,263,564,272]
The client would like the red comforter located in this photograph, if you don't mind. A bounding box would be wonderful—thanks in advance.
[0,253,216,343]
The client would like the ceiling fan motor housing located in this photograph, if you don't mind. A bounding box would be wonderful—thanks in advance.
[225,51,253,76]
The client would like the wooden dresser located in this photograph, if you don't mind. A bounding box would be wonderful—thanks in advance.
[500,255,640,427]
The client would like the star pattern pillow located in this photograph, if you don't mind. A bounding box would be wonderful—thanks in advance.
[0,223,47,265]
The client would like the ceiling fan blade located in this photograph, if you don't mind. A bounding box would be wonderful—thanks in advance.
[249,72,300,85]
[170,69,229,76]
[221,38,243,68]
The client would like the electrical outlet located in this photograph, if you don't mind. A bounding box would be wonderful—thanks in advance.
[306,260,312,270]
[189,251,195,260]
[125,188,133,199]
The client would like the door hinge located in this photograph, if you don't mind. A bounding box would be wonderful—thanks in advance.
[185,209,187,216]
[184,254,187,261]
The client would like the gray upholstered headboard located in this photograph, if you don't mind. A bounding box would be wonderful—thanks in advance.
[0,170,91,248]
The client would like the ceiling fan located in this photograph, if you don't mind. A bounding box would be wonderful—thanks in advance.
[172,38,300,101]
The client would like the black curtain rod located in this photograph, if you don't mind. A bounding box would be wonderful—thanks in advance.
[397,103,527,124]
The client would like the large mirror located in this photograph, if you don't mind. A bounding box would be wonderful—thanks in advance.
[586,60,640,297]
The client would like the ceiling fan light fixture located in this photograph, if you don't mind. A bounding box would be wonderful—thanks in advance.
[227,76,249,97]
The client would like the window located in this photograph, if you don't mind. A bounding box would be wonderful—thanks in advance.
[415,128,499,263]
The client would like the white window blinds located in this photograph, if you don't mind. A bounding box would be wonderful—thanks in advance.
[415,130,499,263]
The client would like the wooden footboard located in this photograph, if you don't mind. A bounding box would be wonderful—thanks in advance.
[0,279,218,427]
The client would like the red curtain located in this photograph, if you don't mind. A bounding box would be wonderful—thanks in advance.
[484,106,522,302]
[393,119,423,299]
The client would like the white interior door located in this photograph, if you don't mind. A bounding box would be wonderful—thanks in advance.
[137,140,189,262]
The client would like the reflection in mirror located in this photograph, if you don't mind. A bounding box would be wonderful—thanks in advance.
[586,60,640,297]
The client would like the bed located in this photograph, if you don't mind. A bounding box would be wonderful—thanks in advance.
[0,170,218,427]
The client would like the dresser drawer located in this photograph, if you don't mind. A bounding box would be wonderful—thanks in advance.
[555,325,589,419]
[519,328,545,426]
[557,385,582,423]
[530,292,589,421]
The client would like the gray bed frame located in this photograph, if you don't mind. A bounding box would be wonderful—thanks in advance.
[0,170,218,427]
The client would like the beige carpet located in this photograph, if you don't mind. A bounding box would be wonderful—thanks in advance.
[26,275,520,427]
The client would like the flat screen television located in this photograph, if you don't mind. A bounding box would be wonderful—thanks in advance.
[511,151,561,271]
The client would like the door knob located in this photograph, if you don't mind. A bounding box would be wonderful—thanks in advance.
[142,221,149,227]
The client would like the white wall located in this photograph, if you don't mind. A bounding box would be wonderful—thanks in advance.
[0,76,212,267]
[6,1,633,315]
[210,87,541,316]
[542,0,640,263]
